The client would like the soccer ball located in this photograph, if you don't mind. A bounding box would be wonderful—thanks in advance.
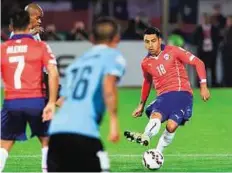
[142,149,164,170]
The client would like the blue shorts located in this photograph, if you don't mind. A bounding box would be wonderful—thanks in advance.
[1,98,50,141]
[145,91,193,125]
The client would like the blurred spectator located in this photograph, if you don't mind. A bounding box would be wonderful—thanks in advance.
[122,14,148,40]
[66,21,88,41]
[134,14,149,36]
[194,13,220,87]
[42,24,62,41]
[211,4,226,30]
[122,19,143,40]
[1,0,20,26]
[222,16,232,87]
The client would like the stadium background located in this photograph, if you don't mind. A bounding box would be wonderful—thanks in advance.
[1,0,232,172]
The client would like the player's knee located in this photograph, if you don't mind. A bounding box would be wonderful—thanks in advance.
[150,112,162,120]
[166,120,178,133]
[38,136,49,147]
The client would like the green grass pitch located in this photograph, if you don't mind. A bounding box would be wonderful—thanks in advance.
[2,88,232,172]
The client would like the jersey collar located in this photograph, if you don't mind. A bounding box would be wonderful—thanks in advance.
[147,44,166,59]
[10,34,34,40]
[92,44,108,50]
[161,44,166,50]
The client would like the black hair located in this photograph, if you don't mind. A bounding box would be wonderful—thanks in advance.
[10,10,30,31]
[144,27,162,38]
[92,17,119,42]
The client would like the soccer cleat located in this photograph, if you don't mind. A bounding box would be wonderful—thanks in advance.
[136,134,150,146]
[124,130,136,142]
[124,131,150,146]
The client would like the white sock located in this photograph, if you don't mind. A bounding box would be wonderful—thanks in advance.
[41,147,48,172]
[156,129,175,153]
[0,148,8,172]
[143,118,161,138]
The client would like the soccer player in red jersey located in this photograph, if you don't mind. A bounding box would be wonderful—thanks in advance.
[0,11,59,172]
[124,27,210,153]
[10,3,64,107]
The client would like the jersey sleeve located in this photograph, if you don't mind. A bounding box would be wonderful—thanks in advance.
[141,61,152,103]
[175,47,207,83]
[41,42,57,66]
[141,62,151,80]
[104,52,126,80]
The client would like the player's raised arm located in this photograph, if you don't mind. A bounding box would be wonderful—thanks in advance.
[41,42,59,121]
[132,64,152,118]
[176,47,210,101]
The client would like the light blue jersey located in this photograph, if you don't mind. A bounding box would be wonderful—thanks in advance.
[49,45,126,138]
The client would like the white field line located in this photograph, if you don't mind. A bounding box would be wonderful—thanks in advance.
[9,153,232,158]
[110,154,232,157]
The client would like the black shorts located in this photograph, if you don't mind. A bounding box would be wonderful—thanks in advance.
[47,133,110,172]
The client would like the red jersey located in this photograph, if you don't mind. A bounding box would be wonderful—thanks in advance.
[1,35,57,99]
[141,45,206,98]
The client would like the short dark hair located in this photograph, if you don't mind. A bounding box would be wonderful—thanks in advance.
[144,27,162,38]
[92,17,119,42]
[10,10,30,31]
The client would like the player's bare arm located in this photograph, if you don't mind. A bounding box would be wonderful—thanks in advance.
[103,75,120,143]
[43,63,59,122]
[200,83,210,101]
[133,65,152,118]
[176,47,210,101]
[47,63,59,103]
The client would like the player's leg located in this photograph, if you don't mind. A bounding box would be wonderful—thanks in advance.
[28,118,49,173]
[143,112,162,138]
[25,101,49,173]
[0,108,27,171]
[156,120,177,153]
[131,112,163,146]
[125,97,168,146]
[0,140,14,172]
[38,136,49,173]
[156,91,193,153]
[124,112,162,145]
